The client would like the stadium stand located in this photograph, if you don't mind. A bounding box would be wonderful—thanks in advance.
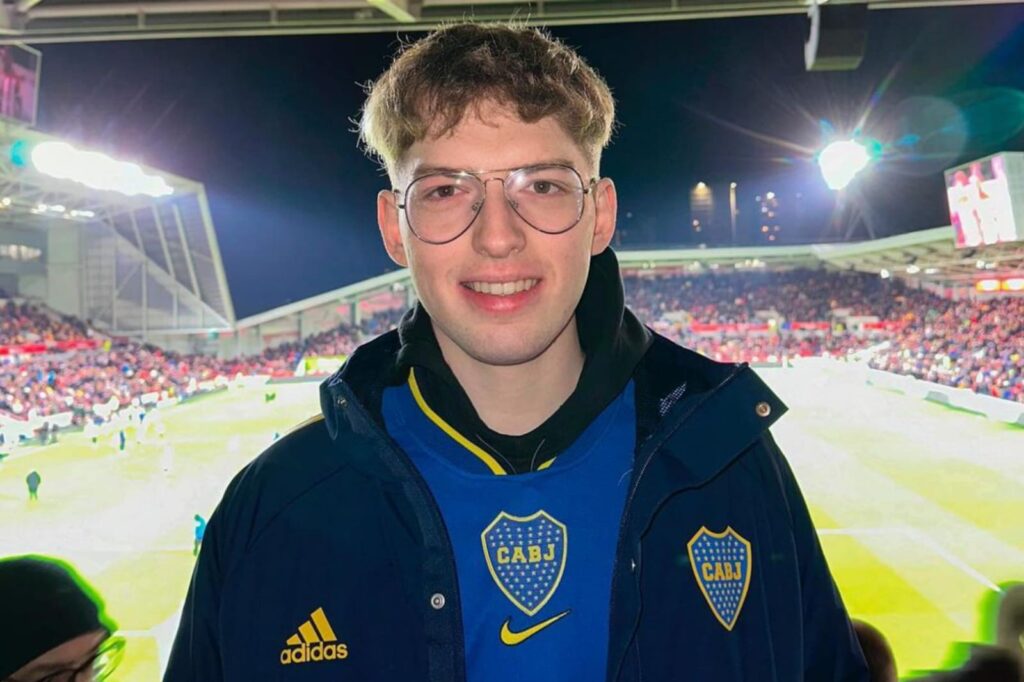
[1,271,1021,429]
[868,296,1024,403]
[0,297,92,346]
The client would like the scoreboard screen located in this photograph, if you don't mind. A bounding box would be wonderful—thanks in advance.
[945,152,1024,249]
[0,44,40,127]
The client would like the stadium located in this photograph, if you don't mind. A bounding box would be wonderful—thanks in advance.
[0,2,1022,680]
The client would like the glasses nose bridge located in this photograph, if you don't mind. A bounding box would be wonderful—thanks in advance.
[476,173,518,211]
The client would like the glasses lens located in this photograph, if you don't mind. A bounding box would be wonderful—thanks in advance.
[406,173,482,244]
[506,166,586,234]
[92,638,125,681]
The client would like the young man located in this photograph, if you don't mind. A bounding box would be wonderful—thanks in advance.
[166,23,868,681]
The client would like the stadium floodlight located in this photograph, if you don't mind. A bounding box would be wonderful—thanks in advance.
[817,139,871,190]
[14,140,173,198]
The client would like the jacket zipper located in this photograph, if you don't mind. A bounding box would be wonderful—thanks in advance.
[608,365,746,682]
[337,382,467,682]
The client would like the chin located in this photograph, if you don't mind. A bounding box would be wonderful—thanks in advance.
[430,298,577,368]
[461,336,551,367]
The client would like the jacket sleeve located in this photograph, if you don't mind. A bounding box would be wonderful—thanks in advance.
[163,505,228,681]
[764,433,870,682]
[163,468,248,682]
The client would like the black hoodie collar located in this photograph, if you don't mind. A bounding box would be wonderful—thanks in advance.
[392,248,653,473]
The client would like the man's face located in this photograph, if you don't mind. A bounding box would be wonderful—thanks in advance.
[377,102,617,367]
[7,630,106,682]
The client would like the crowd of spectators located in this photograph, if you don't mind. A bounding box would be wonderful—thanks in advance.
[0,299,91,346]
[867,296,1023,402]
[0,342,238,423]
[1,270,1021,425]
[624,269,937,326]
[0,303,405,423]
[624,269,1022,403]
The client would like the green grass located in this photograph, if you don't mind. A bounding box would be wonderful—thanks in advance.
[766,361,1023,677]
[0,365,1020,679]
[0,382,322,680]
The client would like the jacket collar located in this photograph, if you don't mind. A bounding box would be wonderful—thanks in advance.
[632,334,786,488]
[321,327,786,487]
[389,247,653,472]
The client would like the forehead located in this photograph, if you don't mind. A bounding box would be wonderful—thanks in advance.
[399,104,589,180]
[14,630,106,675]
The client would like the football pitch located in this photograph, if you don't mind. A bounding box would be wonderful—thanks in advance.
[0,362,1020,680]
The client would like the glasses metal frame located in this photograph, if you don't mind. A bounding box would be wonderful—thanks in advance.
[13,636,125,682]
[393,163,598,245]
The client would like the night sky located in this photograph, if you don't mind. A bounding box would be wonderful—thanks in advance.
[33,4,1024,318]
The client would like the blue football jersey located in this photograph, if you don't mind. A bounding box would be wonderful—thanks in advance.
[382,372,635,681]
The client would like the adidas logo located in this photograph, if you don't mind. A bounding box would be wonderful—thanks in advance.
[280,607,349,666]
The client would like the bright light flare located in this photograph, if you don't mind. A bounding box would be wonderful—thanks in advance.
[28,141,174,198]
[818,139,871,190]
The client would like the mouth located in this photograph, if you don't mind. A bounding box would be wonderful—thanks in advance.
[460,278,540,297]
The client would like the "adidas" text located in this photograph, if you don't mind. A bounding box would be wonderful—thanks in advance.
[280,642,349,665]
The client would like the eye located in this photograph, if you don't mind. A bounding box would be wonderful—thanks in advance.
[412,175,474,204]
[529,180,569,195]
[428,185,458,199]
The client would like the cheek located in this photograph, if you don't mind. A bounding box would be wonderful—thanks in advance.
[552,236,594,291]
[407,249,454,303]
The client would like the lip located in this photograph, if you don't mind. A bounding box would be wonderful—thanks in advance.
[459,274,543,284]
[458,278,542,314]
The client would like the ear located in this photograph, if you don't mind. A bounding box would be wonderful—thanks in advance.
[377,189,409,268]
[590,177,617,255]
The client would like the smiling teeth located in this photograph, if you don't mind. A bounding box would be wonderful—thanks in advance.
[467,279,538,296]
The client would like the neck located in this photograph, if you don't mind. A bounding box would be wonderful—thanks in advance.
[435,318,585,436]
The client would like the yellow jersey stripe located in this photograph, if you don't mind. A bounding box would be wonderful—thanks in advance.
[286,634,302,646]
[298,620,320,644]
[311,607,337,642]
[537,457,556,471]
[408,367,507,476]
[282,413,325,440]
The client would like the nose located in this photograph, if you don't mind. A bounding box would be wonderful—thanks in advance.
[470,177,527,258]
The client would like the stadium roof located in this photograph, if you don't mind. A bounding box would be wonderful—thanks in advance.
[0,0,1018,43]
[0,125,236,334]
[624,226,1024,285]
[235,266,407,330]
[810,226,1024,284]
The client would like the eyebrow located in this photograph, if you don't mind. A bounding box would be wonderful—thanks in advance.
[410,158,580,177]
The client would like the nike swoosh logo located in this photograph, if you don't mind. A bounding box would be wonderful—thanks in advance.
[499,609,571,646]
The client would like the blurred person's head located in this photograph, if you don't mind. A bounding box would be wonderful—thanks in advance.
[935,646,1023,682]
[0,556,121,682]
[997,584,1024,662]
[852,619,897,682]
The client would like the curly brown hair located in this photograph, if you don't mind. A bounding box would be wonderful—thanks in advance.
[358,22,616,180]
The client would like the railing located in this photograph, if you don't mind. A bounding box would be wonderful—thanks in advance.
[0,338,101,357]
